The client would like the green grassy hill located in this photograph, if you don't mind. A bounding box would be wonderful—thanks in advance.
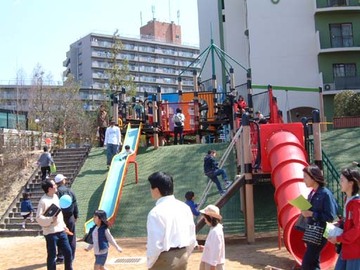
[72,127,360,238]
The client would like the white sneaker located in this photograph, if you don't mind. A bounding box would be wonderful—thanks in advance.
[22,224,25,229]
[224,181,233,189]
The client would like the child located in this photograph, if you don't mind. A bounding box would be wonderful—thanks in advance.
[20,192,34,229]
[185,191,200,217]
[124,145,134,155]
[121,145,134,160]
[198,204,225,270]
[85,210,122,270]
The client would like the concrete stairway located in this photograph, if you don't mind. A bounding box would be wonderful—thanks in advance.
[0,146,91,237]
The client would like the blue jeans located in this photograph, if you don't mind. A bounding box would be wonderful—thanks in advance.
[106,144,119,166]
[206,169,228,194]
[301,237,327,270]
[45,231,73,270]
[213,168,228,181]
[57,215,76,260]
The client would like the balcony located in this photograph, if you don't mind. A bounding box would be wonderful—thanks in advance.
[324,76,360,91]
[316,0,360,9]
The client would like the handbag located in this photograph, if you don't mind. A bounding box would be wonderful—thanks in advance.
[303,223,324,245]
[50,163,56,173]
[294,215,308,232]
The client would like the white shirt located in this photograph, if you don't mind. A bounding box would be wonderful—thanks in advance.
[86,226,121,255]
[172,113,185,126]
[104,125,121,145]
[201,223,225,266]
[146,195,197,268]
[36,194,67,236]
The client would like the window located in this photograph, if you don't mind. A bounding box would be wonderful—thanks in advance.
[333,63,356,78]
[330,23,353,47]
[328,0,347,7]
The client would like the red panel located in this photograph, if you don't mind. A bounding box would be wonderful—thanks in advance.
[259,123,305,173]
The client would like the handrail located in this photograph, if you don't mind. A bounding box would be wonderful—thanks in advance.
[308,139,343,211]
[197,126,243,210]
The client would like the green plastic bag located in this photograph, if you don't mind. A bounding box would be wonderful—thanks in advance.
[50,163,56,173]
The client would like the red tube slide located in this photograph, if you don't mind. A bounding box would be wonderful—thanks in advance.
[266,130,337,268]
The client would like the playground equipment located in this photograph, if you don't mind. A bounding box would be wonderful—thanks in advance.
[84,123,141,233]
[103,35,340,268]
[195,89,337,268]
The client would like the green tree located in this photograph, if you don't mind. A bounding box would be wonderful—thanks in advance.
[106,30,137,98]
[334,90,360,117]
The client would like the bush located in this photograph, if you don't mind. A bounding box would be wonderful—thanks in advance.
[334,90,360,117]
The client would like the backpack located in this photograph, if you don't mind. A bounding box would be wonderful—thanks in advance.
[174,114,182,127]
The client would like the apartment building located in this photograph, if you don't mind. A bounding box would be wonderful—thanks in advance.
[197,0,360,123]
[63,19,200,100]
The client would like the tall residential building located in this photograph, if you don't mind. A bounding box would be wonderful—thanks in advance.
[63,20,199,96]
[197,0,360,123]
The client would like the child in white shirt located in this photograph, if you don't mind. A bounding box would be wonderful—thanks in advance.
[198,204,225,270]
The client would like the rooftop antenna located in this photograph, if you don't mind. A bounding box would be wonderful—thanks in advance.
[168,0,171,22]
[140,11,143,26]
[177,10,180,25]
[151,5,155,20]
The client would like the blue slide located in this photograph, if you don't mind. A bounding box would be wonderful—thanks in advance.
[84,123,142,233]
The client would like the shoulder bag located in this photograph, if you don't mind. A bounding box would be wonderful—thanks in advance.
[303,223,324,246]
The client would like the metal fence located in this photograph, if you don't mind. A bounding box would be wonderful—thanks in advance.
[0,128,59,153]
[308,139,343,211]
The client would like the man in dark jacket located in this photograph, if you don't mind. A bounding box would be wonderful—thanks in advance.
[55,174,79,264]
[203,150,232,196]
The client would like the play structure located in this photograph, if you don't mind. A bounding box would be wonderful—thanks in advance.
[84,123,141,233]
[101,39,340,268]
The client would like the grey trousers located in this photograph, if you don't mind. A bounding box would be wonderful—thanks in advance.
[149,248,188,270]
[199,261,225,270]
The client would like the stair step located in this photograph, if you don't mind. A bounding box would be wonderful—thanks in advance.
[0,228,42,237]
[0,146,90,236]
[2,222,42,230]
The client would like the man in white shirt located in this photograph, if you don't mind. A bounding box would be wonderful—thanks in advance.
[104,120,121,168]
[147,172,197,269]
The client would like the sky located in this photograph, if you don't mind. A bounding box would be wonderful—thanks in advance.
[0,0,199,85]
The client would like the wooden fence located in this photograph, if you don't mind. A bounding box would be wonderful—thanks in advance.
[333,116,360,129]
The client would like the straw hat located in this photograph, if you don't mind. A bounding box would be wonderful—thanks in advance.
[200,204,222,220]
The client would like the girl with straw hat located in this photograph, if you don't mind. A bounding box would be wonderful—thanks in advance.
[198,205,225,270]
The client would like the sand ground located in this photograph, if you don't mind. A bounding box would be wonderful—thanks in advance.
[0,234,299,270]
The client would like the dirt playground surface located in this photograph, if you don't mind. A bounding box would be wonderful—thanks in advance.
[0,234,302,270]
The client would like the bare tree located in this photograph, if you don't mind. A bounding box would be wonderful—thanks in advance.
[51,75,94,147]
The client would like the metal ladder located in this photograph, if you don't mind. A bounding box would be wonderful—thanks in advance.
[197,126,244,210]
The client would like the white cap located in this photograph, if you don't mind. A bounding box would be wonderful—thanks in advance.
[54,174,67,183]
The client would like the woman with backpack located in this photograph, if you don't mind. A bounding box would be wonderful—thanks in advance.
[172,108,185,145]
